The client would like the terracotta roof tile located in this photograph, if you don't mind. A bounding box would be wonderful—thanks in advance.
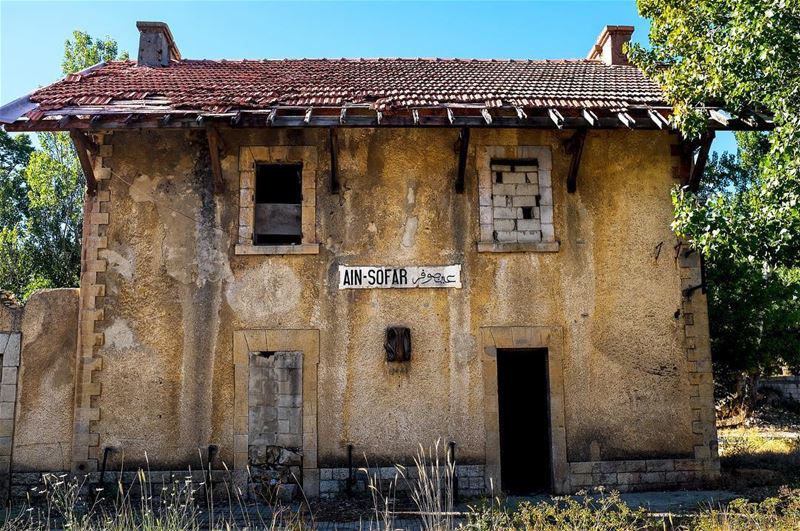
[29,58,666,113]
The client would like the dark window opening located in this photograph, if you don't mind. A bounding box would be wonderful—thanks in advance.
[254,163,302,245]
[521,207,533,220]
[497,348,552,494]
[495,171,503,183]
[491,158,538,171]
[535,194,541,207]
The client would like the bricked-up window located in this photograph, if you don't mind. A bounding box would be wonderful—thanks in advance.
[489,158,553,243]
[254,163,303,245]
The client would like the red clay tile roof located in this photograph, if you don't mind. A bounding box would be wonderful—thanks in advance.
[28,58,666,114]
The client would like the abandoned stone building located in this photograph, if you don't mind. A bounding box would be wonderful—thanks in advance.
[0,21,753,499]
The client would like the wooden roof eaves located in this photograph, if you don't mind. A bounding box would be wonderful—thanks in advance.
[1,104,774,133]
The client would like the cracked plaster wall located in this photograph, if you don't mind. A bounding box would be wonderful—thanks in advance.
[13,127,696,471]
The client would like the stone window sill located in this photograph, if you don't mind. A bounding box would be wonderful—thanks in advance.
[477,241,560,253]
[235,243,320,255]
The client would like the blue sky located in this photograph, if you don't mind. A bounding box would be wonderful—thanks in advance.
[0,0,736,154]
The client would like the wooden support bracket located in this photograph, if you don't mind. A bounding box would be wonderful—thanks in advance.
[564,128,587,193]
[329,127,340,194]
[455,127,470,194]
[687,131,715,191]
[69,130,99,195]
[206,125,226,193]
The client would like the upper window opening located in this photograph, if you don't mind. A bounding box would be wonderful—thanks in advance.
[254,163,303,245]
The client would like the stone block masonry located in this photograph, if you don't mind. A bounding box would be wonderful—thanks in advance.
[0,332,21,499]
[760,376,800,401]
[568,458,719,492]
[72,133,112,474]
[677,242,720,471]
[318,464,485,499]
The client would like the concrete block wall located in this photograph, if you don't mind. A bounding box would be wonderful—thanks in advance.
[489,161,554,243]
[248,351,303,450]
[248,351,304,497]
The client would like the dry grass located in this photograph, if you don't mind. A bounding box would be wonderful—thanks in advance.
[3,438,800,530]
[718,427,800,488]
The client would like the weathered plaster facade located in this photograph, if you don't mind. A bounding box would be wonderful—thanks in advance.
[1,126,719,496]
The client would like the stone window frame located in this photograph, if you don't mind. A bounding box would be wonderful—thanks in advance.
[236,146,320,255]
[477,145,559,253]
[480,326,570,494]
[233,329,320,497]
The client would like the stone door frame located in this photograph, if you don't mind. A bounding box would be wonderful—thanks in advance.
[233,329,320,497]
[480,326,570,494]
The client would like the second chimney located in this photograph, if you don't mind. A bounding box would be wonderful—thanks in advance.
[136,21,181,67]
[586,25,634,66]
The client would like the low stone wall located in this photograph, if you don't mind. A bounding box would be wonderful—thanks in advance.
[760,376,800,402]
[569,457,720,492]
[12,289,78,473]
[319,464,485,499]
[10,469,235,500]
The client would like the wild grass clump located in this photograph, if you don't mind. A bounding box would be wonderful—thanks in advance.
[510,489,650,531]
[691,487,800,531]
[362,439,456,530]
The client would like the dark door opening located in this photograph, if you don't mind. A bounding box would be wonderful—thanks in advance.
[497,348,552,494]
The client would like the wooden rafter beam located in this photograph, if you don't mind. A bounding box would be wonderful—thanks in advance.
[687,131,715,191]
[455,127,469,194]
[647,108,669,129]
[548,108,565,129]
[206,125,225,193]
[69,130,99,195]
[564,128,587,193]
[709,109,731,126]
[582,108,598,126]
[617,112,635,128]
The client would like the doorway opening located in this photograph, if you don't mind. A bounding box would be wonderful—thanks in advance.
[497,348,552,494]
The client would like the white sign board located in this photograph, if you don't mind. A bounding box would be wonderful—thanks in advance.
[339,265,462,289]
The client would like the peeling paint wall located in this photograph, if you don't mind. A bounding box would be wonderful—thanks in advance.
[28,127,699,475]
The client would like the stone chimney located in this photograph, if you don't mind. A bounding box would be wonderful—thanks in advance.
[586,25,634,65]
[136,21,181,67]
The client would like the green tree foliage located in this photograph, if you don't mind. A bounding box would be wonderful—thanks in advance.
[630,0,800,269]
[698,135,800,404]
[61,30,128,75]
[630,1,800,407]
[0,131,33,227]
[0,31,125,299]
